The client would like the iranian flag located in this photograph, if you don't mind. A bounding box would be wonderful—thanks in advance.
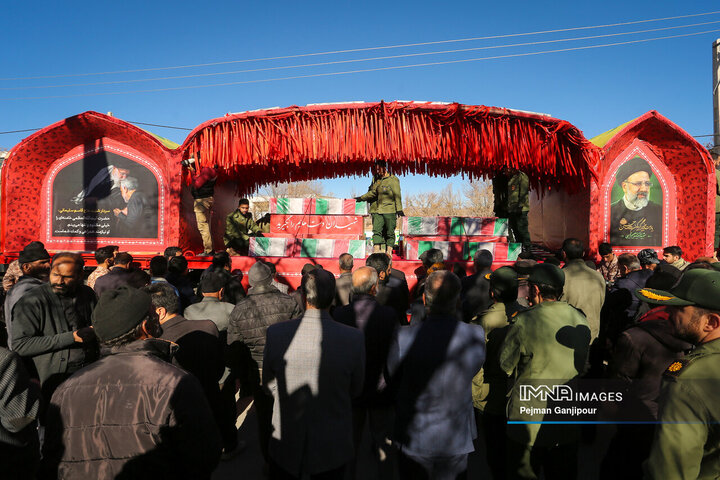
[403,216,509,237]
[298,239,366,258]
[404,239,521,261]
[269,198,312,214]
[314,198,369,215]
[249,237,291,257]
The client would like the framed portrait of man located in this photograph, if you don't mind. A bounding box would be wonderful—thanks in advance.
[608,156,663,246]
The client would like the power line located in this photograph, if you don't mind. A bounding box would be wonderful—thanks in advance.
[2,10,719,81]
[5,20,719,91]
[127,121,192,131]
[0,121,192,135]
[3,28,719,101]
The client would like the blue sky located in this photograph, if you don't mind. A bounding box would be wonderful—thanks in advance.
[3,1,719,197]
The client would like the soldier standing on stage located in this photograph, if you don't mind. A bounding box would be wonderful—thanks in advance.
[638,269,720,479]
[356,160,404,255]
[493,169,531,251]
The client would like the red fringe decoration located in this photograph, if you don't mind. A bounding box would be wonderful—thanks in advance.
[179,101,601,194]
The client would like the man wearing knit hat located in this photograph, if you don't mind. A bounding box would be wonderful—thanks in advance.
[226,261,302,460]
[3,242,51,347]
[42,286,221,478]
[610,157,662,246]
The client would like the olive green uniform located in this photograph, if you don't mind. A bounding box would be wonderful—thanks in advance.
[358,174,403,248]
[472,300,525,480]
[500,300,591,480]
[224,209,260,252]
[507,172,530,249]
[646,338,720,480]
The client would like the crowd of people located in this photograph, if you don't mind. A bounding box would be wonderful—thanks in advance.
[0,236,718,479]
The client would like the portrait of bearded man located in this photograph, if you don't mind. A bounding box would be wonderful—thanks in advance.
[609,156,663,246]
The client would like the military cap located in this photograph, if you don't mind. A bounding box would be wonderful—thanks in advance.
[638,248,660,265]
[485,266,518,296]
[636,269,720,310]
[616,156,653,186]
[528,263,565,289]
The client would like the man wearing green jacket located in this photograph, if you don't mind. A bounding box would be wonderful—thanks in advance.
[639,269,720,479]
[500,263,591,480]
[357,161,403,255]
[224,198,261,255]
[493,169,531,251]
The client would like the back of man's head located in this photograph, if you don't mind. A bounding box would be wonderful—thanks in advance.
[143,282,180,315]
[424,270,462,315]
[474,249,493,270]
[366,253,390,276]
[93,286,155,347]
[149,255,168,278]
[350,266,379,296]
[94,246,116,265]
[114,252,133,267]
[562,238,584,261]
[617,253,641,272]
[302,269,336,309]
[168,255,188,276]
[339,253,354,272]
[420,248,444,269]
[211,251,231,270]
[200,270,228,294]
[163,246,183,259]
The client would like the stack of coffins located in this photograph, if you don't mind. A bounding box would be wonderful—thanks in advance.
[249,198,368,258]
[401,216,522,262]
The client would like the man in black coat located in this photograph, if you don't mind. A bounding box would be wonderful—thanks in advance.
[11,253,97,411]
[42,286,220,479]
[367,253,408,325]
[93,252,149,297]
[333,266,398,479]
[600,317,693,478]
[145,282,239,459]
[4,242,51,348]
[460,248,493,323]
[0,346,41,479]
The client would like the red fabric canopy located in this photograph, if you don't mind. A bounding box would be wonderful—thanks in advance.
[179,101,601,194]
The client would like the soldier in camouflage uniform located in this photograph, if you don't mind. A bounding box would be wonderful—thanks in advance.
[357,161,403,255]
[493,170,531,251]
[637,269,720,479]
[224,198,260,255]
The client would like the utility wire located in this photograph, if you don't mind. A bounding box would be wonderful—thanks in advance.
[5,20,719,91]
[127,121,192,130]
[2,10,719,81]
[3,28,719,101]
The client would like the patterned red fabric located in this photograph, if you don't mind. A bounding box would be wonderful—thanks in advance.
[2,112,182,254]
[588,111,714,260]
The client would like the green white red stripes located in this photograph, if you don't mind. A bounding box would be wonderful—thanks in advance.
[250,237,366,258]
[268,198,368,215]
[403,216,509,237]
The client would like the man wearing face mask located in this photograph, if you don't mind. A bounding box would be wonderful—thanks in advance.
[610,157,662,246]
[4,242,52,348]
[11,253,97,411]
[638,269,720,479]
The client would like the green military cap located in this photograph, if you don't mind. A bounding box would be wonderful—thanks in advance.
[485,266,518,296]
[711,262,720,272]
[635,269,720,310]
[528,263,565,289]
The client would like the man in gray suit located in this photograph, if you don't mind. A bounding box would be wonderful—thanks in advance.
[333,253,354,307]
[387,270,486,480]
[263,269,365,480]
